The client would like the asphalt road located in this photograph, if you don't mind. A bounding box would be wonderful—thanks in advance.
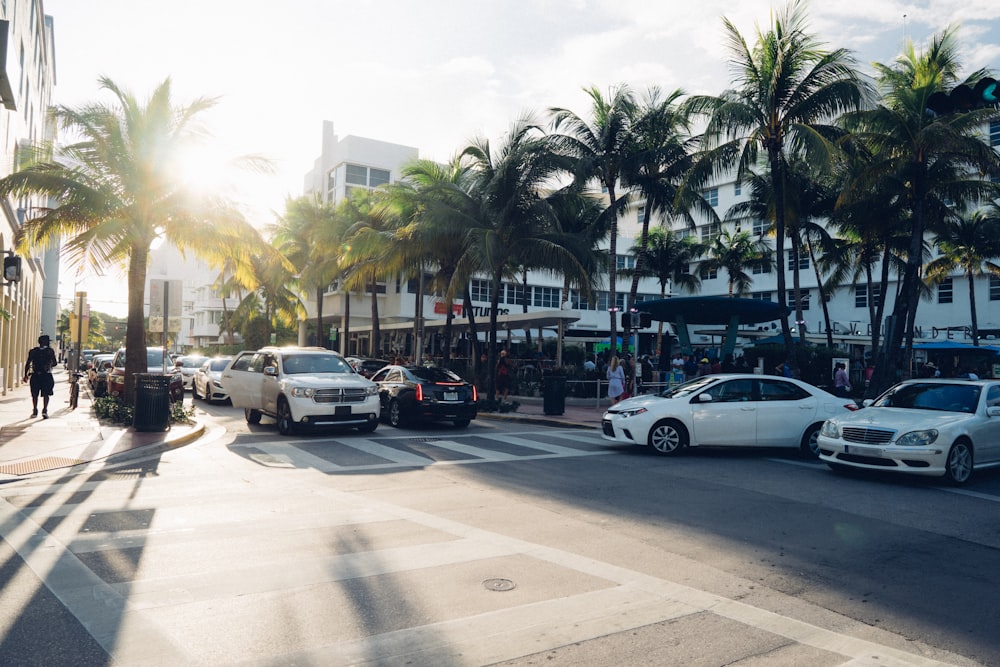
[1,399,997,666]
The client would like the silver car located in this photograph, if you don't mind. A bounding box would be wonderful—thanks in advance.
[192,356,232,403]
[818,379,1000,484]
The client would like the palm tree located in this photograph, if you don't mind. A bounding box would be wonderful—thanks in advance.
[0,77,267,403]
[698,228,773,297]
[549,84,638,354]
[457,116,588,398]
[924,203,1000,346]
[622,87,710,309]
[627,227,704,353]
[272,195,343,349]
[685,0,868,366]
[839,27,1000,392]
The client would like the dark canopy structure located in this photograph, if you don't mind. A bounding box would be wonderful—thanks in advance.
[640,296,791,358]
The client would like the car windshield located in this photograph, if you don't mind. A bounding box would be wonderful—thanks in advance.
[281,353,353,374]
[208,359,230,371]
[873,382,981,413]
[146,349,167,367]
[659,376,719,399]
[409,366,462,382]
[181,356,207,368]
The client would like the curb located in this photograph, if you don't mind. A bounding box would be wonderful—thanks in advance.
[476,412,599,429]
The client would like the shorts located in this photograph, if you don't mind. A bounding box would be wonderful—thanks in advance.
[30,372,55,398]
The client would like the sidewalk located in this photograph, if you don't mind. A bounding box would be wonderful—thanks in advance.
[477,394,607,429]
[0,367,203,483]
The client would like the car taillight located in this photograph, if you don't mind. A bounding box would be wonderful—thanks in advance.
[416,384,423,402]
[472,385,478,402]
[844,403,859,411]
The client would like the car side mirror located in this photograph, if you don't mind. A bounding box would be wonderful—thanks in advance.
[264,366,278,376]
[987,406,1000,418]
[696,393,713,402]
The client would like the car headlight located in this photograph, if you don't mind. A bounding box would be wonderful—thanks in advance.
[895,429,938,447]
[365,385,378,396]
[289,386,316,398]
[618,407,647,418]
[820,421,840,438]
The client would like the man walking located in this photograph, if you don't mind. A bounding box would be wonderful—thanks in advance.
[23,334,58,418]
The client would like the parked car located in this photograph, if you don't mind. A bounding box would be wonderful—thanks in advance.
[346,357,392,378]
[818,379,1000,485]
[370,365,478,428]
[107,347,184,402]
[223,346,380,435]
[175,354,209,391]
[88,353,115,397]
[192,356,233,403]
[601,374,858,457]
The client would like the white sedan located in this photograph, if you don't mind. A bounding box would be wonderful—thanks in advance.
[602,374,858,457]
[818,379,1000,484]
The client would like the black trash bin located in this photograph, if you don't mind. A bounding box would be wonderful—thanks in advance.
[542,374,566,415]
[133,373,171,432]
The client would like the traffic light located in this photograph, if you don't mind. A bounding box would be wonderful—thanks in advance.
[926,77,998,116]
[2,254,21,282]
[621,311,653,329]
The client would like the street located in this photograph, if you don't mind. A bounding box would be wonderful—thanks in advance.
[1,400,998,666]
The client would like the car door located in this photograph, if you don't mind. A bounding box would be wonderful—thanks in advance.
[972,383,1000,463]
[222,352,260,409]
[370,368,392,412]
[258,352,281,415]
[755,378,817,447]
[690,378,757,446]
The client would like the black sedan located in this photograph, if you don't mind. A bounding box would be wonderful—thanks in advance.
[370,365,478,428]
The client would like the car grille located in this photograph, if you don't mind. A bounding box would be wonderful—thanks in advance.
[841,426,895,444]
[602,419,615,437]
[314,388,368,404]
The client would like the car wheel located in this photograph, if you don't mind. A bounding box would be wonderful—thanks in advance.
[356,419,378,433]
[277,399,296,436]
[800,424,821,459]
[192,383,201,400]
[388,399,407,428]
[453,418,471,428]
[245,408,262,425]
[943,440,973,485]
[648,419,687,455]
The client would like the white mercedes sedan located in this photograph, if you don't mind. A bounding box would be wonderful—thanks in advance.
[601,374,858,458]
[818,379,1000,485]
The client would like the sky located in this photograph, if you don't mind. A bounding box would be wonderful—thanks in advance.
[43,0,1000,317]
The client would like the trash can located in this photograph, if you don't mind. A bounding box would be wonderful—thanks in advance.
[542,374,566,415]
[133,373,171,432]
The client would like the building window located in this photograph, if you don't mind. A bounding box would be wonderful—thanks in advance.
[938,277,953,304]
[788,290,810,311]
[569,288,591,310]
[470,279,492,303]
[677,227,695,240]
[787,251,809,271]
[596,291,609,312]
[751,291,772,301]
[533,286,561,309]
[854,284,881,308]
[369,168,391,188]
[705,187,718,206]
[991,121,1000,147]
[991,276,1000,301]
[616,254,636,271]
[638,205,647,225]
[734,182,741,196]
[345,163,368,186]
[699,265,718,280]
[752,260,768,275]
[505,283,527,306]
[700,222,721,242]
[752,218,767,236]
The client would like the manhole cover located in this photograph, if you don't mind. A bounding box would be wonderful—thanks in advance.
[483,578,516,592]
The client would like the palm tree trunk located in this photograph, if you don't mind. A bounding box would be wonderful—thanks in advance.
[791,234,805,343]
[488,272,503,400]
[521,268,531,350]
[608,186,620,355]
[342,291,350,356]
[124,243,151,406]
[464,285,479,372]
[369,271,380,357]
[806,238,834,347]
[768,148,794,366]
[968,271,979,346]
[414,267,426,363]
[316,286,325,349]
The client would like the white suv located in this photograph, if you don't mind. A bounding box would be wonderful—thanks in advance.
[223,347,380,435]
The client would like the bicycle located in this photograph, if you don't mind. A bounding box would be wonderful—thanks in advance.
[69,371,86,410]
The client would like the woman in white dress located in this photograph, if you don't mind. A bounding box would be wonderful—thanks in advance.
[607,355,625,404]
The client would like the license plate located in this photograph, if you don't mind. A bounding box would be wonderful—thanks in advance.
[845,444,881,457]
[443,392,459,401]
[335,405,351,416]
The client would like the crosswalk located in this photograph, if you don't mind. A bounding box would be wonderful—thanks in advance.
[229,429,615,472]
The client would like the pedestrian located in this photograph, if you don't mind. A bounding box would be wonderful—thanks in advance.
[833,362,852,397]
[775,359,793,378]
[23,334,58,419]
[697,357,712,376]
[607,355,626,404]
[495,349,511,402]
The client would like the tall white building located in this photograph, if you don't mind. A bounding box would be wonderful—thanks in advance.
[0,3,57,394]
